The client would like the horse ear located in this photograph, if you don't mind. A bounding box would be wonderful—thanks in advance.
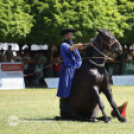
[102,27,105,31]
[96,28,103,34]
[96,28,101,32]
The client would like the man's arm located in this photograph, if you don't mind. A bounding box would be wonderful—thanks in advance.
[70,43,83,51]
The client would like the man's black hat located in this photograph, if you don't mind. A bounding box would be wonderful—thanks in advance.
[60,28,75,36]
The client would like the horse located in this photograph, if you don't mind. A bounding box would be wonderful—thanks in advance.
[60,28,127,123]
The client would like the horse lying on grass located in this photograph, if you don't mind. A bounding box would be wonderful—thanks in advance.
[59,28,127,123]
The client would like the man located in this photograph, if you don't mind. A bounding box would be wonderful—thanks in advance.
[0,49,6,62]
[57,28,83,109]
[23,51,31,85]
[14,51,22,62]
[28,51,39,85]
[37,51,47,83]
[5,45,14,62]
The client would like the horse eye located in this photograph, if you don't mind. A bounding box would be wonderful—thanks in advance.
[104,36,109,39]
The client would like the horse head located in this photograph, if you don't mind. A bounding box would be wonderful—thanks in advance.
[96,28,122,60]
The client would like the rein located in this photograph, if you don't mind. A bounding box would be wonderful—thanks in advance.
[84,43,113,61]
[24,56,108,77]
[83,42,113,67]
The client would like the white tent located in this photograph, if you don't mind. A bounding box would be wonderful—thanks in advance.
[22,44,29,50]
[7,43,19,51]
[0,43,19,51]
[0,43,8,50]
[39,44,48,50]
[31,44,48,51]
[31,44,39,51]
[0,43,49,51]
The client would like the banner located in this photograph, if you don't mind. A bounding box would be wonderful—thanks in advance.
[0,62,25,90]
[44,78,59,88]
[112,75,134,85]
[123,62,134,75]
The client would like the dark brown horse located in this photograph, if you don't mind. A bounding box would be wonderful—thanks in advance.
[60,28,127,123]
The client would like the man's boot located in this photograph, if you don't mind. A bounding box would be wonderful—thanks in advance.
[60,97,71,109]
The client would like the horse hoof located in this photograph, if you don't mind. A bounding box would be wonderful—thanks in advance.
[105,117,111,123]
[88,117,99,122]
[105,120,111,123]
[119,116,127,123]
[121,118,127,123]
[93,118,99,122]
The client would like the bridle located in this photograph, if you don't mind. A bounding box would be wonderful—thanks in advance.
[100,37,117,50]
[83,36,118,67]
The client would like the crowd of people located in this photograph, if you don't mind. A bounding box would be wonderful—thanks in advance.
[0,45,62,86]
[0,43,134,86]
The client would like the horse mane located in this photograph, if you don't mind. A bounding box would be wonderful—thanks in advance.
[82,41,94,58]
[82,35,99,58]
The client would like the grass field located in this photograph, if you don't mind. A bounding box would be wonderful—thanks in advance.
[0,86,134,134]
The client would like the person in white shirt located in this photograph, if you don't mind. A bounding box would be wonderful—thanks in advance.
[125,46,133,62]
[14,51,22,62]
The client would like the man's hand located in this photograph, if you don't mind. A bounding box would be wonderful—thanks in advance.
[70,43,83,51]
[76,43,83,49]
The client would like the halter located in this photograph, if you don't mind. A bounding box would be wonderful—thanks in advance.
[100,37,117,50]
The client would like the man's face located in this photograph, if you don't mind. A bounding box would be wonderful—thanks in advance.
[17,52,20,56]
[8,47,12,51]
[39,52,43,56]
[34,53,38,57]
[65,32,73,40]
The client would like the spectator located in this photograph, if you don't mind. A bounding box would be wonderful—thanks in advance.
[50,49,55,77]
[53,51,62,77]
[36,51,47,83]
[28,51,40,85]
[23,51,31,85]
[125,46,133,62]
[14,51,22,62]
[0,49,6,62]
[123,45,128,59]
[5,45,14,62]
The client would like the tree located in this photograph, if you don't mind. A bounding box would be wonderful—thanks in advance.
[0,0,33,42]
[25,0,127,45]
[117,0,134,44]
[1,0,134,45]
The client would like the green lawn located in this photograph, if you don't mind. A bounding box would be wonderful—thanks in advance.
[0,86,134,134]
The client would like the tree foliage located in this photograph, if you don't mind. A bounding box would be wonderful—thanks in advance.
[0,0,33,42]
[0,0,134,45]
[117,0,134,44]
[25,0,131,45]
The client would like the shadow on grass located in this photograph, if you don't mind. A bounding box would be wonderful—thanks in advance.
[22,116,80,122]
[22,116,110,122]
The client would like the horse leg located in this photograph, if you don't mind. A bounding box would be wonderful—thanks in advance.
[60,108,98,122]
[91,85,110,123]
[59,97,90,121]
[60,107,98,122]
[102,85,127,122]
[90,105,100,118]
